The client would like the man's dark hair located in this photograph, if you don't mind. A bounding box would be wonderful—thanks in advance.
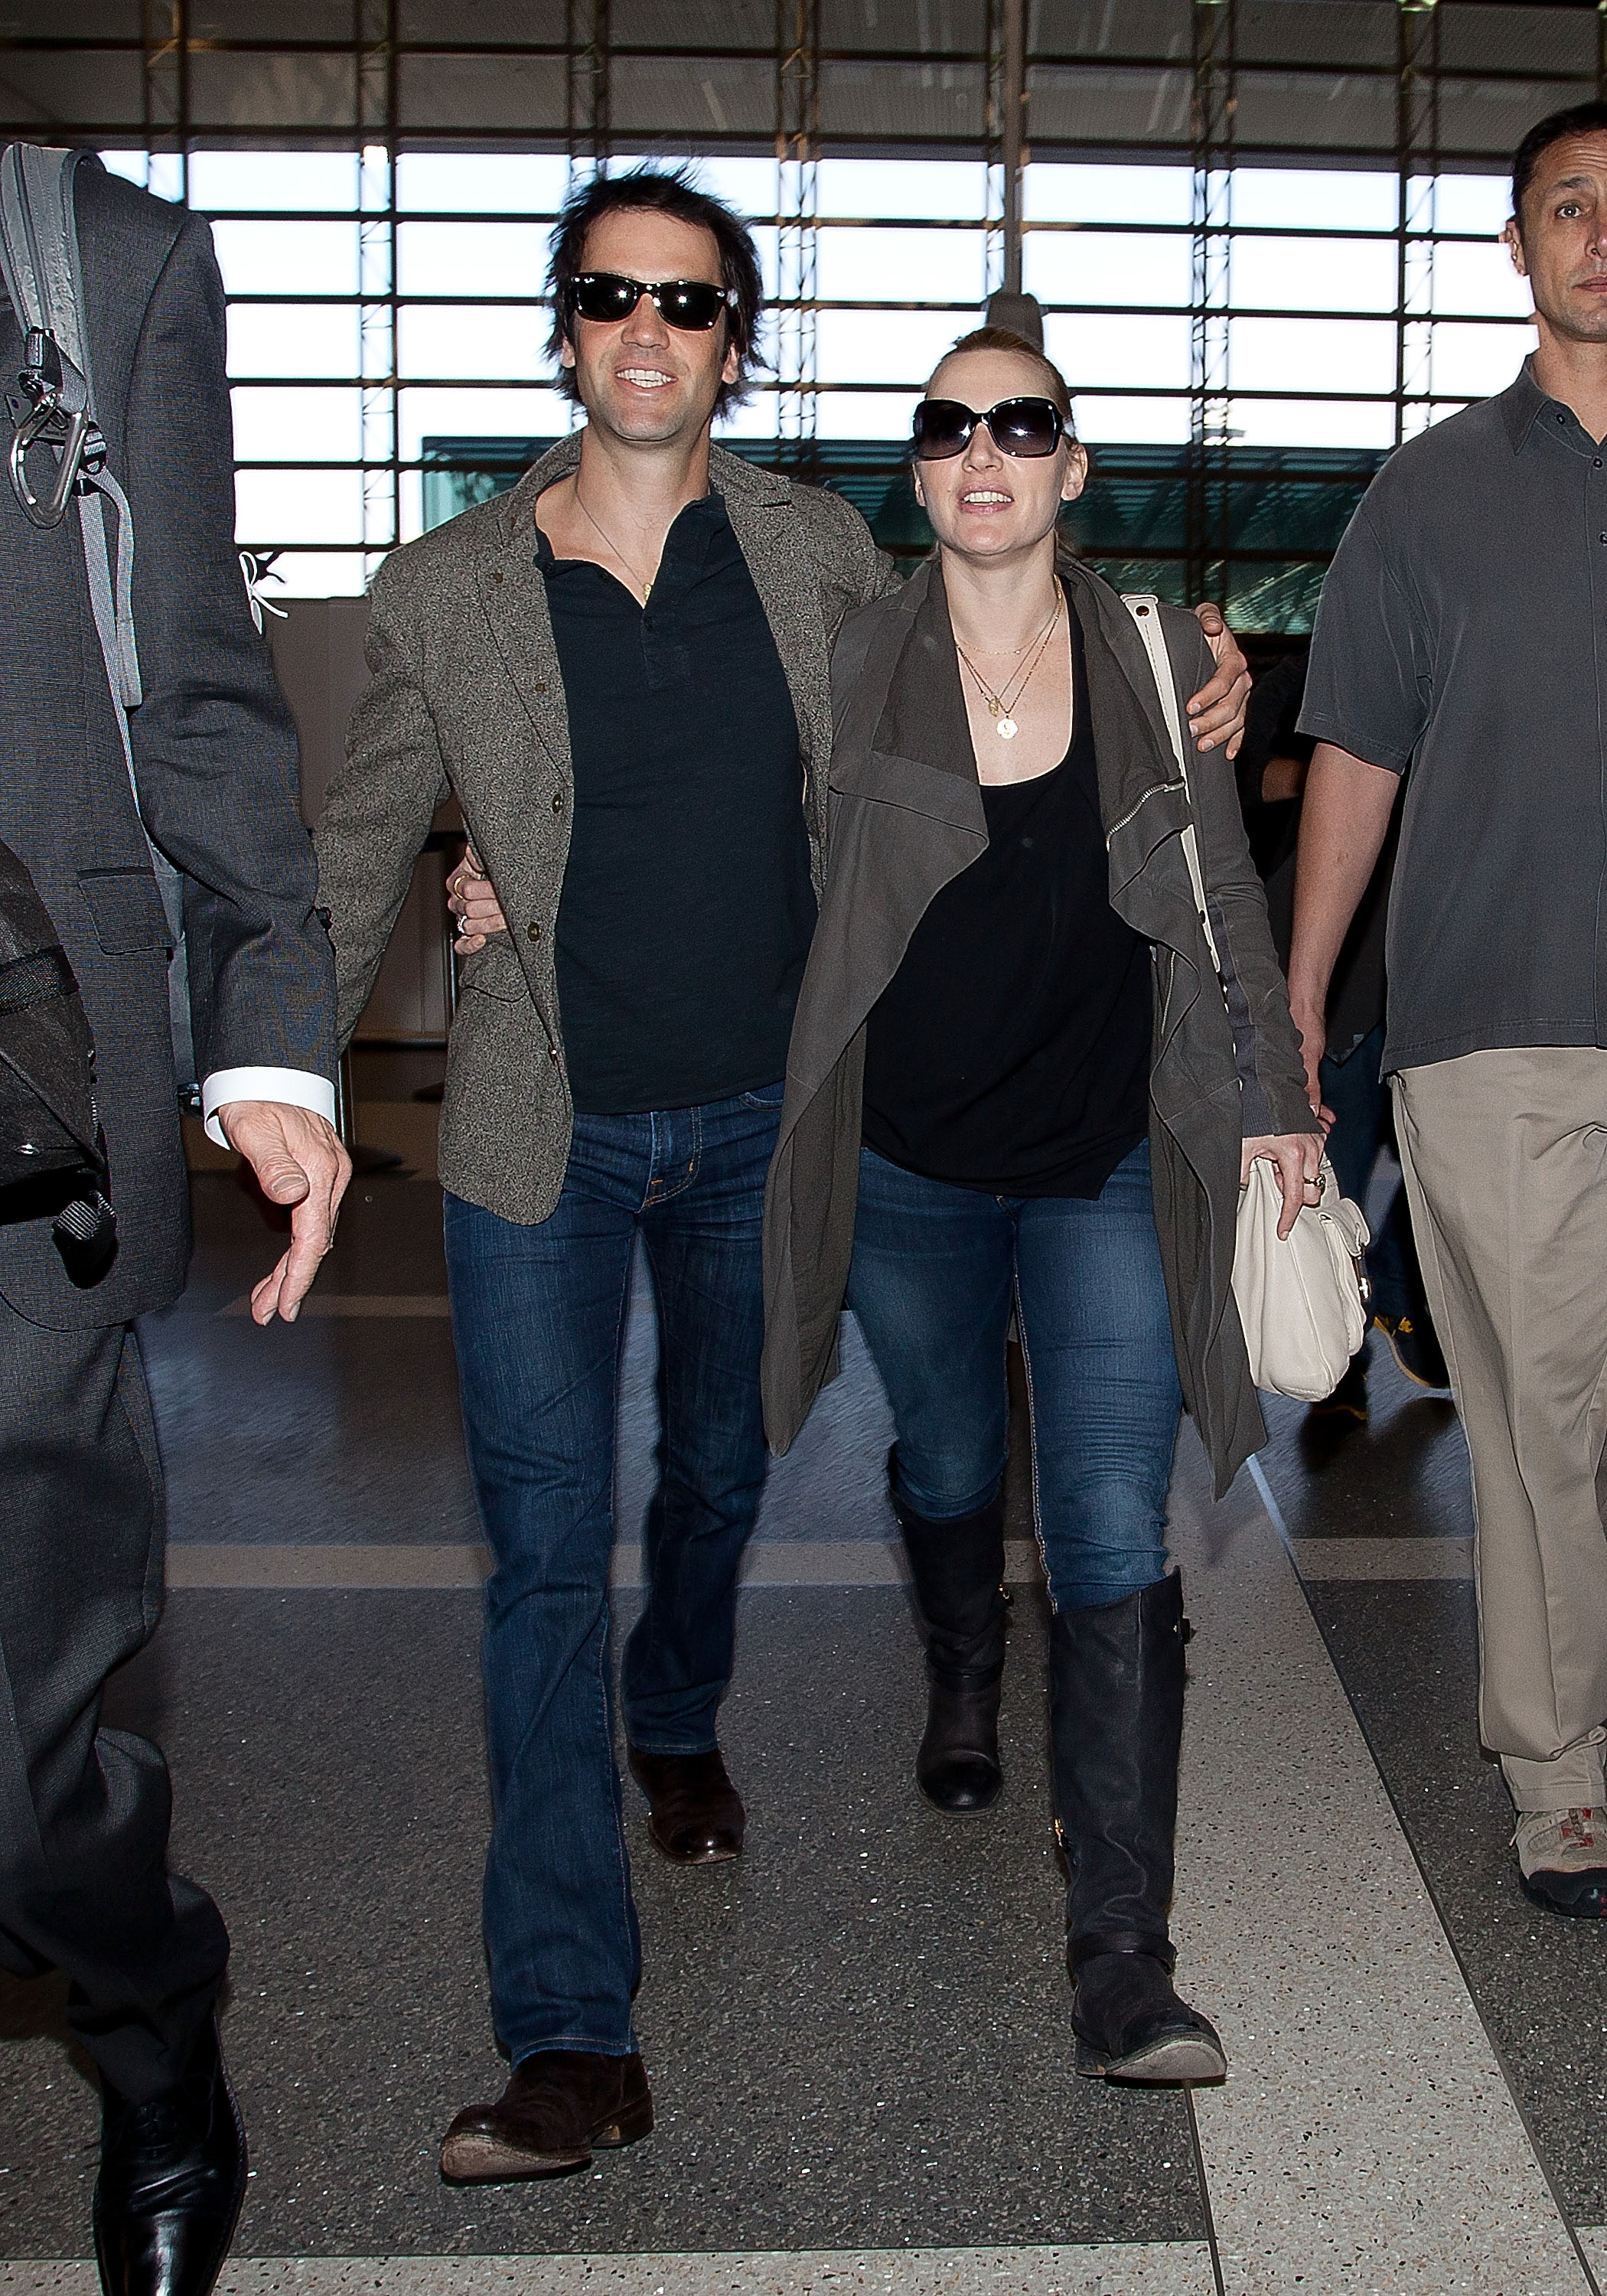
[546,165,764,416]
[1512,101,1607,233]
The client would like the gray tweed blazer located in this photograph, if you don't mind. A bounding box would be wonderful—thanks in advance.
[315,434,895,1226]
[0,158,335,1329]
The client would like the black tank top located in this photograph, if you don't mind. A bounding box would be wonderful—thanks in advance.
[861,602,1152,1199]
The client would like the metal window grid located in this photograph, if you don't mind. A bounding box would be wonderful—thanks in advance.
[4,0,1581,622]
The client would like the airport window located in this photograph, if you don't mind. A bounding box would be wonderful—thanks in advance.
[31,1,1578,629]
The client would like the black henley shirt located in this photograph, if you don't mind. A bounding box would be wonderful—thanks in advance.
[537,494,813,1114]
[1300,359,1607,1075]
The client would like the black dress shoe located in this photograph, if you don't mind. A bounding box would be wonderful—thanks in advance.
[439,2050,653,2183]
[627,1745,745,1862]
[94,2022,246,2296]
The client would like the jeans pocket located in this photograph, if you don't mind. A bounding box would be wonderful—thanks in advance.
[739,1080,786,1110]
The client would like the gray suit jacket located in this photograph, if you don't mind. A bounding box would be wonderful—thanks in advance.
[315,434,895,1226]
[0,157,336,1329]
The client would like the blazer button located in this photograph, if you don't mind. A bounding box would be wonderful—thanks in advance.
[533,681,546,693]
[526,921,542,941]
[549,1046,561,1064]
[551,792,563,813]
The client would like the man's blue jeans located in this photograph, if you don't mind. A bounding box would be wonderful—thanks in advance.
[848,1139,1183,1613]
[442,1084,781,2063]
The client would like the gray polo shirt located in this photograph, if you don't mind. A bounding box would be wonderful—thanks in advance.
[1299,360,1607,1075]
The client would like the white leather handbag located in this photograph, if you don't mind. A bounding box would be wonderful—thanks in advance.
[1120,595,1371,1401]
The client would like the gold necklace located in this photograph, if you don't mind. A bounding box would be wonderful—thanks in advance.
[955,598,1063,739]
[573,481,657,603]
[962,602,1063,658]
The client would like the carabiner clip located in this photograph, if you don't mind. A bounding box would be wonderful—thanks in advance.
[9,393,92,529]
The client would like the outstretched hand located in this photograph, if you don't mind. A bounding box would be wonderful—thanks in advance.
[1188,602,1253,758]
[217,1101,352,1324]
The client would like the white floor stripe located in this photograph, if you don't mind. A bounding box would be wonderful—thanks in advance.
[0,2250,1217,2296]
[165,1535,1483,1593]
[167,1542,489,1588]
[163,1541,1046,1590]
[1169,1431,1590,2294]
[1290,1534,1473,1580]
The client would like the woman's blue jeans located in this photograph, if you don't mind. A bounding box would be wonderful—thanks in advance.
[848,1138,1183,1613]
[442,1084,781,2064]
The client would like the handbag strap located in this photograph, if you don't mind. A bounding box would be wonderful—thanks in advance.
[1120,593,1222,975]
[1124,595,1340,1202]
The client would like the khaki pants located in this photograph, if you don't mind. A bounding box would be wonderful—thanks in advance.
[1392,1048,1607,1808]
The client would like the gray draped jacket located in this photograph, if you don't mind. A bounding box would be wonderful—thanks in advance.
[759,556,1314,1499]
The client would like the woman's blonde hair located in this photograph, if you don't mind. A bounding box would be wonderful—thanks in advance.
[928,326,1077,432]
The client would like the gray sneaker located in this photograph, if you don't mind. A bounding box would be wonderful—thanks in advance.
[1514,1806,1607,1917]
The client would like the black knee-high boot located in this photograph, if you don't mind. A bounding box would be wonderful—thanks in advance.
[888,1453,1008,1815]
[1048,1571,1225,2083]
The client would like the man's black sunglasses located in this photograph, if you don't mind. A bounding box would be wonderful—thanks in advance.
[565,272,738,331]
[911,395,1066,460]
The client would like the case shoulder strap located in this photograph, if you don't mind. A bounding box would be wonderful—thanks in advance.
[0,145,142,713]
[0,145,91,373]
[1,144,194,1094]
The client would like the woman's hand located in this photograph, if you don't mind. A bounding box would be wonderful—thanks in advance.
[1242,1130,1327,1241]
[1188,603,1252,758]
[447,845,508,953]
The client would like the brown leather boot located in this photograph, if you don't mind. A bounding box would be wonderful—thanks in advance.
[627,1745,745,1862]
[438,2050,653,2184]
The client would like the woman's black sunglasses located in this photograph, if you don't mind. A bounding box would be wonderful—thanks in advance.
[566,272,738,331]
[911,396,1066,460]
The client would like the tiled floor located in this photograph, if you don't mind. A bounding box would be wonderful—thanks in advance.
[3,1163,1606,2294]
[1255,1344,1607,2245]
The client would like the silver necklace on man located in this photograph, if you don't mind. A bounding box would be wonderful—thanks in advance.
[574,481,657,603]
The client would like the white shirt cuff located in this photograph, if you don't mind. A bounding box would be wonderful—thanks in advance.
[201,1068,338,1148]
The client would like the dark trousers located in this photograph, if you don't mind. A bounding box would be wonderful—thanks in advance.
[1321,1020,1428,1328]
[0,1301,228,2103]
[442,1084,781,2063]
